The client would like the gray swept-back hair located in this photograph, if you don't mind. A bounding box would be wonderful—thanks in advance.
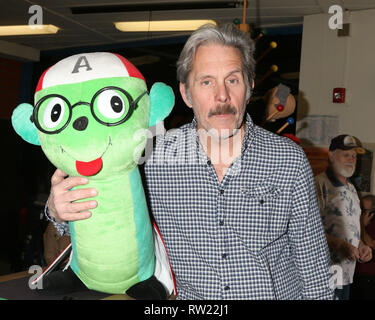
[176,23,255,97]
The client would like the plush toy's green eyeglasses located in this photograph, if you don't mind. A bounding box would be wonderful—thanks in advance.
[33,86,148,134]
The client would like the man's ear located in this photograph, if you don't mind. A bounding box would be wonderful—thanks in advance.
[246,79,255,104]
[179,83,192,109]
[328,151,335,163]
[11,103,40,146]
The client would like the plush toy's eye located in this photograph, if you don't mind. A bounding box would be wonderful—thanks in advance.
[34,95,71,134]
[42,97,66,129]
[96,90,126,119]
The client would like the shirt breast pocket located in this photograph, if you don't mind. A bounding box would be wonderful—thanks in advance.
[231,184,282,250]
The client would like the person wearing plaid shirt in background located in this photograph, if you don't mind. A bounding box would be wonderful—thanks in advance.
[46,23,333,299]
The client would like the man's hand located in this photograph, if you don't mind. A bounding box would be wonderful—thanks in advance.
[338,241,360,261]
[361,211,375,227]
[48,169,98,223]
[358,241,373,263]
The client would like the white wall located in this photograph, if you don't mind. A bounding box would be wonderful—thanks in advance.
[297,9,375,193]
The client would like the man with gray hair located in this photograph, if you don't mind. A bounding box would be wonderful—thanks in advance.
[47,23,333,299]
[315,134,372,300]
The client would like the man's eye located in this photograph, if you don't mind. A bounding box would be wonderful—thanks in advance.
[201,80,211,86]
[228,78,239,84]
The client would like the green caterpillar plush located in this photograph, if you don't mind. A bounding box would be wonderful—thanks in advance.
[12,52,174,297]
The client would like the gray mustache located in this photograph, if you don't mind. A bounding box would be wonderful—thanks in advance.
[208,105,237,117]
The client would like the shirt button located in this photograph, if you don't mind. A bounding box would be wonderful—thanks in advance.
[207,160,211,166]
[219,220,224,226]
[222,253,227,259]
[259,199,264,205]
[220,189,224,195]
[224,285,230,291]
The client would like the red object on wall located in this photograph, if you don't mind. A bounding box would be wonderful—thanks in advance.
[333,87,346,103]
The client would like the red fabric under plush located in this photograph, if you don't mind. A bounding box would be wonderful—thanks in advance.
[282,133,300,145]
[76,157,103,176]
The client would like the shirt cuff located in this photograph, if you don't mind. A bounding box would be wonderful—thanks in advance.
[44,200,70,236]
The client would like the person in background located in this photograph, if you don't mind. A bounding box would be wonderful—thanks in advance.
[350,194,375,299]
[359,195,375,250]
[315,135,372,300]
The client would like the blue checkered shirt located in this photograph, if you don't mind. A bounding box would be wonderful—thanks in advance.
[48,114,333,300]
[144,114,333,300]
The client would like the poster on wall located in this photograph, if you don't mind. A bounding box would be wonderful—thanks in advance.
[352,149,373,193]
[296,115,339,146]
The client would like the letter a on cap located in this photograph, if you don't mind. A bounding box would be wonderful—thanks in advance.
[71,56,93,74]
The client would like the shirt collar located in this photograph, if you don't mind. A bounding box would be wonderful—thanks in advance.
[242,113,255,154]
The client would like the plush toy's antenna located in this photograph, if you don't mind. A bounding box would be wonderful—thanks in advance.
[11,103,40,146]
[149,82,175,127]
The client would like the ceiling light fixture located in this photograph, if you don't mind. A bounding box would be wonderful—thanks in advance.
[0,25,59,36]
[114,20,216,32]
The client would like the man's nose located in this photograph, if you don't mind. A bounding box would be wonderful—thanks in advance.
[348,155,356,163]
[215,82,230,103]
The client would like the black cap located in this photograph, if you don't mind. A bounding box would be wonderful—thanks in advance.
[329,134,365,154]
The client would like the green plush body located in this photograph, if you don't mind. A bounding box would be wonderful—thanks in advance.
[12,53,174,294]
[69,169,154,293]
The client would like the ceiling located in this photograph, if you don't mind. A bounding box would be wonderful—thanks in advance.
[1,0,375,61]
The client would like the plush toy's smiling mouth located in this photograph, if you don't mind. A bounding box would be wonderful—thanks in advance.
[61,137,112,176]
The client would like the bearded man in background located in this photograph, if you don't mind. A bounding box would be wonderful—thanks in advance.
[315,134,372,300]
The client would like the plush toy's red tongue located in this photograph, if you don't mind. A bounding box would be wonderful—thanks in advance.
[76,158,103,176]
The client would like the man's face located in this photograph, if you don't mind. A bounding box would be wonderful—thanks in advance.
[362,199,373,212]
[179,44,250,139]
[330,148,357,178]
[361,198,375,227]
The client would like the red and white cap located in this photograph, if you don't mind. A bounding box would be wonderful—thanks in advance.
[36,52,145,92]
